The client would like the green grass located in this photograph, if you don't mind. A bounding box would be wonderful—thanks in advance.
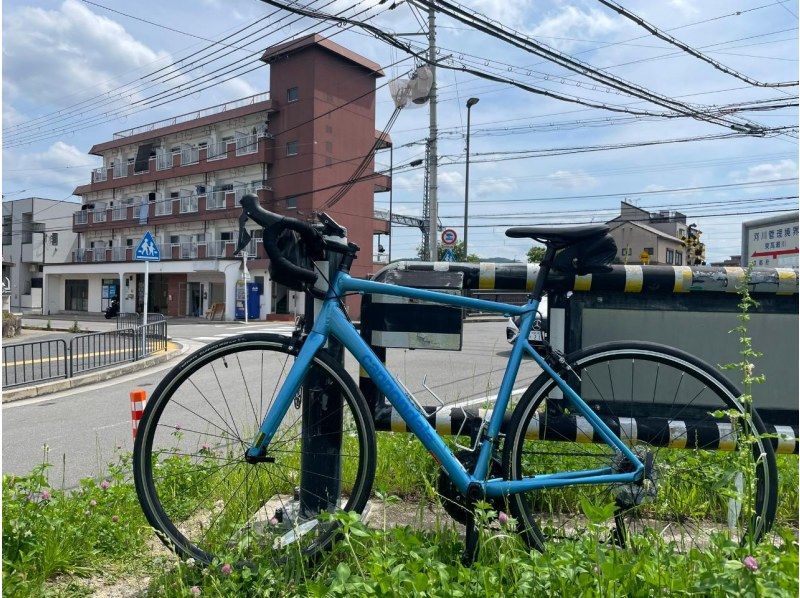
[2,434,798,597]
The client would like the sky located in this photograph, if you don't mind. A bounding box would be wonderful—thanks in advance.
[2,0,798,262]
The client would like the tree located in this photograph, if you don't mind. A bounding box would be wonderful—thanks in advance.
[417,241,480,262]
[526,245,546,263]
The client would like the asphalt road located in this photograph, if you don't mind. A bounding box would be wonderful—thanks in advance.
[2,320,542,488]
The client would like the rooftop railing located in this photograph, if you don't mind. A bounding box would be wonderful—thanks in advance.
[113,93,270,139]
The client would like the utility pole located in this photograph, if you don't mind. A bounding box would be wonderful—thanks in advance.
[426,5,438,261]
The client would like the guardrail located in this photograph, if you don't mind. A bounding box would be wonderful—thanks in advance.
[116,313,166,330]
[2,339,69,388]
[2,321,170,389]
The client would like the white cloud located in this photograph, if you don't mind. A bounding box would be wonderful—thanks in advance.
[438,170,465,196]
[732,159,798,186]
[3,142,99,188]
[530,6,620,48]
[668,0,700,16]
[2,0,172,105]
[476,176,517,197]
[545,169,599,190]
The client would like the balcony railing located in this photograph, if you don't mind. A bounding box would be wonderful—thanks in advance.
[74,211,88,225]
[207,140,228,161]
[74,248,88,262]
[112,204,129,220]
[181,147,199,166]
[93,167,108,182]
[113,163,127,179]
[180,195,198,213]
[93,248,107,262]
[180,242,198,259]
[155,197,173,216]
[243,237,262,257]
[156,152,171,171]
[93,209,107,223]
[112,247,127,261]
[236,134,258,156]
[206,240,226,258]
[207,191,227,210]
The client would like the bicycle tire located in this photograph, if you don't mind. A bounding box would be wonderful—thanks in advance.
[133,334,376,566]
[502,341,778,552]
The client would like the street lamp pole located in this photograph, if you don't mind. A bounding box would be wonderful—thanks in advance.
[464,97,479,258]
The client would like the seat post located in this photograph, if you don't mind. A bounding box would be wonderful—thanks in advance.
[530,245,558,302]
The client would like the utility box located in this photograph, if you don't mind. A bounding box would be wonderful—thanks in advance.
[361,270,464,350]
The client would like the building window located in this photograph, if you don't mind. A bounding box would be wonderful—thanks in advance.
[325,141,333,153]
[220,231,234,241]
[644,247,653,256]
[666,249,674,264]
[126,239,133,247]
[286,196,297,209]
[675,251,683,265]
[286,140,298,156]
[326,156,333,167]
[287,86,299,102]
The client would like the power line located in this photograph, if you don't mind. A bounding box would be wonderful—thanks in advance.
[594,0,798,88]
[410,0,762,130]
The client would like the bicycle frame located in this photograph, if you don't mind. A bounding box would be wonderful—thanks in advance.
[247,271,644,499]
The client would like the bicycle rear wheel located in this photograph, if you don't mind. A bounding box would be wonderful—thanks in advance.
[133,334,376,566]
[503,341,777,552]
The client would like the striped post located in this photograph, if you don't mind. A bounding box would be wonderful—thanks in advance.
[130,389,147,439]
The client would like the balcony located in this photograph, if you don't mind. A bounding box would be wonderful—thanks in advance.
[92,167,108,182]
[93,209,107,223]
[156,152,171,171]
[155,197,173,217]
[180,242,198,259]
[205,240,225,258]
[74,248,89,262]
[93,248,107,262]
[206,191,227,210]
[206,140,228,161]
[179,195,198,214]
[113,163,128,179]
[181,146,199,166]
[112,204,129,221]
[235,134,258,156]
[112,247,128,261]
[74,211,88,225]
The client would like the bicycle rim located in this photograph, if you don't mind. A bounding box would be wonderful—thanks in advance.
[133,335,375,566]
[504,342,776,552]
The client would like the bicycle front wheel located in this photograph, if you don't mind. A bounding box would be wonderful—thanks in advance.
[133,334,376,566]
[503,341,777,552]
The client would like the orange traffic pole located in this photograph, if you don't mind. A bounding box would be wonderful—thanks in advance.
[130,389,147,439]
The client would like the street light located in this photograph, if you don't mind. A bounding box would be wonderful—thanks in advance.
[464,97,479,258]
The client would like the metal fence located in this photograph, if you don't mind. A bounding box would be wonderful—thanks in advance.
[70,329,138,376]
[116,313,166,330]
[2,321,170,389]
[2,339,69,388]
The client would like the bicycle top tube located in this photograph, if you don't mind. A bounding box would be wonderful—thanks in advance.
[333,271,539,317]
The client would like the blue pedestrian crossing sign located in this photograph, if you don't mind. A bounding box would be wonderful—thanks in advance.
[134,231,160,261]
[442,247,456,262]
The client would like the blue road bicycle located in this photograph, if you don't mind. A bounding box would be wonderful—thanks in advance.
[134,195,777,566]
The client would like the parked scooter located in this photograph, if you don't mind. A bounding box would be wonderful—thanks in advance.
[104,299,120,319]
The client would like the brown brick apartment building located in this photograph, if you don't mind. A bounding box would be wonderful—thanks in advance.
[42,34,391,320]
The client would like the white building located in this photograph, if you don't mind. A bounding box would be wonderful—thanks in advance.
[2,197,78,313]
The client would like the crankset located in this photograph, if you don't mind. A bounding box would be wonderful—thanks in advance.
[437,450,507,525]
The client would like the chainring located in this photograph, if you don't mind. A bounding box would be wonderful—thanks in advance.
[437,450,507,525]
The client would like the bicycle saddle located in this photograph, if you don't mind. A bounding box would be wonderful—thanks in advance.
[505,224,610,248]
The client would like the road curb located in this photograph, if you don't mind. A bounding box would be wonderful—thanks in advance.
[2,342,185,403]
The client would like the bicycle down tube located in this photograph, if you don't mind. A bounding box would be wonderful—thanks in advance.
[246,271,644,498]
